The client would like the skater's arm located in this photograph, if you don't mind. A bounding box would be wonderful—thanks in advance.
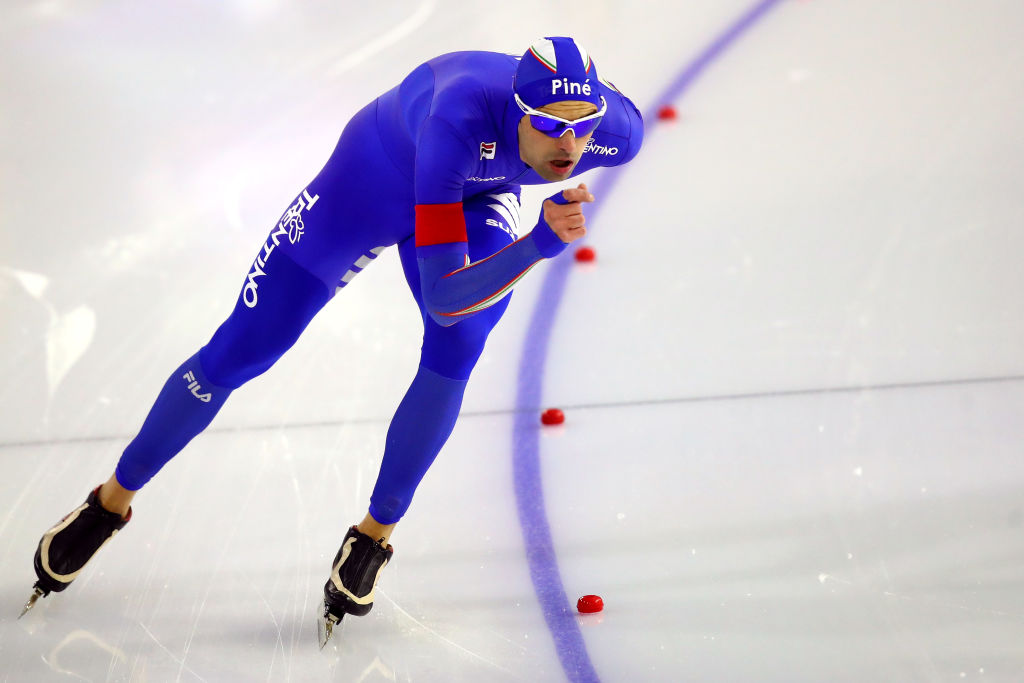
[414,187,591,326]
[412,115,593,326]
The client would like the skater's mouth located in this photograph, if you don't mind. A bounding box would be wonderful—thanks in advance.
[549,159,573,175]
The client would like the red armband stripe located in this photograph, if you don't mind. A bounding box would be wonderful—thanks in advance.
[415,203,467,247]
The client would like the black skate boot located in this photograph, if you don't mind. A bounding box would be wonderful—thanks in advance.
[20,486,131,617]
[317,526,393,648]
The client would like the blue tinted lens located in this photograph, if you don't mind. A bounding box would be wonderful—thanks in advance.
[569,117,601,137]
[528,115,564,133]
[529,114,602,138]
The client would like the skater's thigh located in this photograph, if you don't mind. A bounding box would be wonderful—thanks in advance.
[396,188,521,379]
[201,248,330,388]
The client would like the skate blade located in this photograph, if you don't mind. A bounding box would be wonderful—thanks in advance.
[18,587,45,619]
[317,600,342,650]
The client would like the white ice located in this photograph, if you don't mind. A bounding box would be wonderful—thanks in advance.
[2,1,1024,681]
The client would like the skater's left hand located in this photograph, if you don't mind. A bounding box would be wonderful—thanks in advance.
[543,183,594,245]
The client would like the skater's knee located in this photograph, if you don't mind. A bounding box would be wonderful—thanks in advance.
[419,298,508,380]
[420,331,487,380]
[200,251,330,388]
[199,337,280,389]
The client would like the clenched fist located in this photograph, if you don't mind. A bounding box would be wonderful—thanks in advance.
[543,183,595,244]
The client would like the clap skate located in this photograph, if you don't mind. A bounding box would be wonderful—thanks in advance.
[317,526,393,648]
[20,486,131,617]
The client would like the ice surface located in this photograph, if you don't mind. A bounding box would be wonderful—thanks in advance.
[2,1,1024,681]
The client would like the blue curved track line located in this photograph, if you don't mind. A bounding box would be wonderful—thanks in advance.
[511,1,786,681]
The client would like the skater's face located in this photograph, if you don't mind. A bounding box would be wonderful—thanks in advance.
[518,100,599,182]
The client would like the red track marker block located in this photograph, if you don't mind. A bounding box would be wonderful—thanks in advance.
[540,408,565,426]
[575,246,596,263]
[577,595,604,613]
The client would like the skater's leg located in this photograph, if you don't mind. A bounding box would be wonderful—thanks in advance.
[364,191,520,534]
[32,99,411,612]
[364,299,510,532]
[365,363,470,529]
[28,172,349,606]
[109,248,330,495]
[108,100,410,501]
[356,512,397,545]
[97,473,135,517]
[320,191,520,633]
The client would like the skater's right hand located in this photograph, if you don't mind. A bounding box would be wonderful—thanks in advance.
[543,183,594,244]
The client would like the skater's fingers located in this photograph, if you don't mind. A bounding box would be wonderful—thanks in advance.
[561,184,595,204]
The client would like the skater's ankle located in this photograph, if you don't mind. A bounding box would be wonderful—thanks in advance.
[356,513,395,549]
[97,475,134,519]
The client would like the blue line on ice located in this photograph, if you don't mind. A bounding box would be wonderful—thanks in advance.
[511,1,786,681]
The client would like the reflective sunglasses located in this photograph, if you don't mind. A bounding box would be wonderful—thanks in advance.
[514,93,607,138]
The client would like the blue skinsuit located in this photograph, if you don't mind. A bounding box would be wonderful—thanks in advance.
[115,51,644,525]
